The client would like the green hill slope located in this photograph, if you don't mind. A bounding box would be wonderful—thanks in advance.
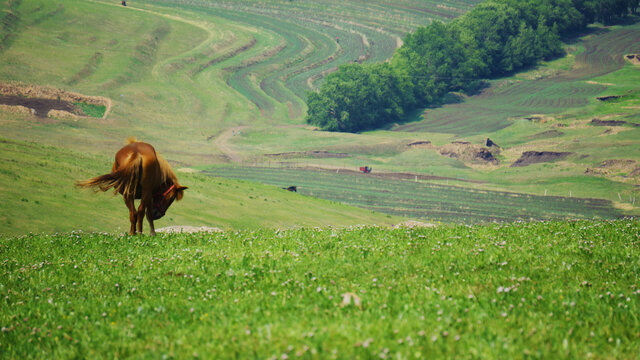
[0,139,398,236]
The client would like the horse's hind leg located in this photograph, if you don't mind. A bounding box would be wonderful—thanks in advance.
[125,197,137,235]
[136,201,145,234]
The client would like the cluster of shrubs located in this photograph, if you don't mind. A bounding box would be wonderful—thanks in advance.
[306,0,639,132]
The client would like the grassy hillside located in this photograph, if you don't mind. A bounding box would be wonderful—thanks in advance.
[0,139,398,237]
[1,220,639,358]
[0,0,638,230]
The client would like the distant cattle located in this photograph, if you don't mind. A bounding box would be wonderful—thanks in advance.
[283,186,297,192]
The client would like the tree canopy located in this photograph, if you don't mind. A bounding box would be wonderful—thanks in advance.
[306,0,639,132]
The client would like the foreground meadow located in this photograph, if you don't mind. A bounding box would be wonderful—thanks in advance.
[1,220,639,358]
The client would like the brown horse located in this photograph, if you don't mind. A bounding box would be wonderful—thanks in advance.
[76,138,187,235]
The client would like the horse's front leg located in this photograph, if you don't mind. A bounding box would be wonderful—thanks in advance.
[145,208,156,236]
[138,195,156,236]
[124,197,137,235]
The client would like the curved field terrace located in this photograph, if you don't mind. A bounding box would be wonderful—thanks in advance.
[394,23,640,136]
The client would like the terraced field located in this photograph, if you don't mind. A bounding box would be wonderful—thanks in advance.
[149,0,481,120]
[206,166,624,223]
[394,23,640,135]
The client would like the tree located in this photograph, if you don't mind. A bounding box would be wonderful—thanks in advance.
[452,2,521,75]
[393,21,481,106]
[306,63,413,132]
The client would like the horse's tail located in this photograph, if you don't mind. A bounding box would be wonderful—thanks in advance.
[76,154,142,198]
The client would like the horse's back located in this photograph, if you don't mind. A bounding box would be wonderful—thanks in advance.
[114,142,158,170]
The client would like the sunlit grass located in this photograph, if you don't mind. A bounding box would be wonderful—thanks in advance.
[1,220,638,358]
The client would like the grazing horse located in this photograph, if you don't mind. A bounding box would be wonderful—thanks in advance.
[76,138,187,235]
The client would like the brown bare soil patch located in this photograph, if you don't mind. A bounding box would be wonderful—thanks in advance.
[511,151,572,167]
[524,114,556,124]
[0,94,75,117]
[392,220,436,228]
[0,82,111,119]
[591,118,637,127]
[439,142,498,165]
[156,226,223,234]
[585,159,639,177]
[406,140,434,149]
[624,54,640,65]
[596,95,624,101]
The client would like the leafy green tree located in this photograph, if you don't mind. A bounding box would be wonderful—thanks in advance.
[393,21,482,105]
[306,63,413,132]
[452,2,521,75]
[504,22,538,71]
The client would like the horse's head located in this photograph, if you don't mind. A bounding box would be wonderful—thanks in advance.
[151,183,188,220]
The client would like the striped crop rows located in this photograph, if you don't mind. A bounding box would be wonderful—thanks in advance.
[147,0,480,120]
[206,166,623,223]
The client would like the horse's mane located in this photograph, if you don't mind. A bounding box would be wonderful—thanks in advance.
[157,154,178,185]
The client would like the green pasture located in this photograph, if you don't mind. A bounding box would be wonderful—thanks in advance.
[1,220,639,358]
[0,139,398,237]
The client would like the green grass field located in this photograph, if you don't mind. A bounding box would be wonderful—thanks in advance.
[0,138,398,237]
[1,220,639,358]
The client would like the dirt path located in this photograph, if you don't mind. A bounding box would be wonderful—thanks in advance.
[213,126,248,163]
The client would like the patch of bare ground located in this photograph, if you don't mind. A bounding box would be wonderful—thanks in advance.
[156,226,223,234]
[212,126,248,163]
[524,114,557,124]
[0,82,111,120]
[591,118,638,127]
[585,159,640,178]
[612,201,636,211]
[392,220,435,228]
[511,151,573,167]
[438,141,499,165]
[0,104,32,116]
[406,140,434,149]
[624,54,640,65]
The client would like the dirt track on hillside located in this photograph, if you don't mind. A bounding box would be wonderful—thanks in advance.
[212,126,248,163]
